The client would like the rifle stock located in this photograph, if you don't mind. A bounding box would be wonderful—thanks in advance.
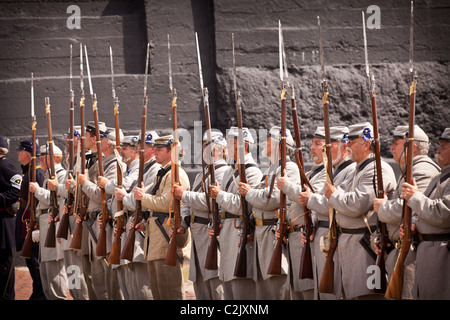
[57,45,74,240]
[44,97,60,248]
[385,76,417,300]
[69,44,87,251]
[267,86,287,276]
[317,15,339,294]
[385,2,417,299]
[21,96,37,258]
[289,84,315,280]
[121,43,150,261]
[164,89,182,267]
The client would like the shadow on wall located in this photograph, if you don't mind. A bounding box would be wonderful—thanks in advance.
[102,0,149,74]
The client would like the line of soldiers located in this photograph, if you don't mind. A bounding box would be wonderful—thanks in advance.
[0,121,449,300]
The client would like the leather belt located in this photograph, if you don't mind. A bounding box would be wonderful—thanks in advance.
[421,233,450,242]
[340,225,376,234]
[193,216,209,225]
[317,220,329,229]
[220,211,237,220]
[255,218,278,227]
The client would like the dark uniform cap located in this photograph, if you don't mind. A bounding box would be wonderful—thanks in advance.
[0,136,8,148]
[16,140,39,154]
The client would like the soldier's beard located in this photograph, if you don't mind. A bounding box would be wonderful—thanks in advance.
[435,153,443,164]
[332,148,342,166]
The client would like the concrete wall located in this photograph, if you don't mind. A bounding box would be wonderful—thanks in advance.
[0,0,448,172]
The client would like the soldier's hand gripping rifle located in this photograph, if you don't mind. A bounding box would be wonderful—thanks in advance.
[165,34,183,267]
[69,43,88,251]
[20,73,38,259]
[230,33,253,277]
[316,16,339,294]
[84,45,109,258]
[195,32,221,270]
[57,44,74,240]
[121,43,150,262]
[267,21,288,276]
[108,47,125,265]
[362,11,389,294]
[43,97,60,248]
[385,1,417,300]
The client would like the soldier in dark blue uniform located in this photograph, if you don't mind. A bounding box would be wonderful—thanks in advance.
[15,140,45,300]
[0,136,22,300]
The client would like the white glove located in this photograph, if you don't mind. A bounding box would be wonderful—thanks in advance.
[32,230,40,242]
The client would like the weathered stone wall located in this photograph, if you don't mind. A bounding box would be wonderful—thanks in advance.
[0,0,449,171]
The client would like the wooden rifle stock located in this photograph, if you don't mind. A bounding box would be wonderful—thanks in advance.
[69,97,87,250]
[385,76,417,300]
[91,95,109,258]
[120,97,147,262]
[369,78,388,294]
[69,44,87,251]
[44,97,60,248]
[267,87,288,276]
[57,46,74,240]
[165,88,182,267]
[21,116,37,259]
[289,84,315,280]
[109,104,124,264]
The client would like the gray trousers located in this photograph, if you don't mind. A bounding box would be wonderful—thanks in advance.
[40,259,68,300]
[147,259,184,300]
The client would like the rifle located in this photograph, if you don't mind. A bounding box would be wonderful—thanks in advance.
[69,43,88,250]
[195,32,220,270]
[165,34,182,267]
[120,43,150,262]
[385,1,417,300]
[57,44,74,240]
[317,16,339,294]
[43,97,60,248]
[289,84,315,279]
[362,11,388,294]
[231,33,252,277]
[20,73,37,259]
[267,21,288,276]
[84,45,109,258]
[108,47,125,265]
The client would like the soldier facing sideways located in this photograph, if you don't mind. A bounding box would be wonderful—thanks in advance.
[173,130,228,300]
[373,125,440,299]
[0,136,22,300]
[29,144,68,300]
[324,122,397,300]
[134,135,190,300]
[401,127,450,299]
[208,127,262,300]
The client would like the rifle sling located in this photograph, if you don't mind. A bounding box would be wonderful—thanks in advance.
[193,163,227,192]
[224,163,258,191]
[426,172,450,197]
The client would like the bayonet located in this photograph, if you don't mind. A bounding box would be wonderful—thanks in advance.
[110,46,117,104]
[144,42,150,99]
[409,1,415,78]
[317,16,327,91]
[31,73,35,118]
[84,45,94,100]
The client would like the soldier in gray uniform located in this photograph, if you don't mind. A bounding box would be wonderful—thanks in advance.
[401,127,450,299]
[373,125,440,299]
[208,127,262,300]
[238,126,299,300]
[173,130,228,300]
[29,144,68,299]
[52,126,92,300]
[324,122,397,299]
[77,121,122,299]
[119,131,160,300]
[281,126,353,300]
[63,126,99,300]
